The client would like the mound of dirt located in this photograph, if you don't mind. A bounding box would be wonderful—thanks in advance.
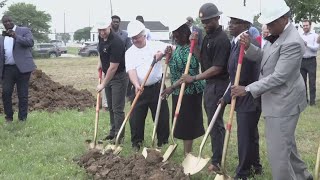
[76,149,190,180]
[0,69,95,113]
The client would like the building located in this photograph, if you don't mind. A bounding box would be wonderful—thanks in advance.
[90,21,170,42]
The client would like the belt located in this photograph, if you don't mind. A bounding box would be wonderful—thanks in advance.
[302,57,316,60]
[4,64,16,67]
[144,80,161,88]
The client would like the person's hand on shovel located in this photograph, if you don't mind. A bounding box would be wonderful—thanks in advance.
[239,32,251,50]
[96,82,106,93]
[161,87,174,100]
[180,74,196,84]
[218,97,226,107]
[231,85,247,97]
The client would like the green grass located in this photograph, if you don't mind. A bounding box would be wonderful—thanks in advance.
[0,57,319,179]
[67,47,81,55]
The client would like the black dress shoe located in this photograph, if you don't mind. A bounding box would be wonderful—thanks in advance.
[157,141,168,148]
[104,134,114,140]
[132,142,142,152]
[5,117,13,123]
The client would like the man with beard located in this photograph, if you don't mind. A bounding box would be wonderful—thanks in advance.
[181,3,230,173]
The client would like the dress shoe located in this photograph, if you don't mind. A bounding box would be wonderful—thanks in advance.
[157,141,168,148]
[5,117,13,123]
[132,142,142,152]
[234,175,247,180]
[104,134,114,140]
[208,163,221,173]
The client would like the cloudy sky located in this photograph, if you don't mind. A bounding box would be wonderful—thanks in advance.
[1,0,261,33]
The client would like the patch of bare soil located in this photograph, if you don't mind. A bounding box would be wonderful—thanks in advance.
[76,149,190,180]
[0,69,95,113]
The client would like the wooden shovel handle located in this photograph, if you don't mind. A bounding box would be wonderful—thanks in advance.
[221,44,245,171]
[93,68,103,147]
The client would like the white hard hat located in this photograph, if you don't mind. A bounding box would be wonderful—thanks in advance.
[127,20,145,37]
[226,6,254,24]
[167,19,187,32]
[96,19,111,30]
[258,0,290,24]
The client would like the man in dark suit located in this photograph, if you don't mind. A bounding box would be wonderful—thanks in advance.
[222,7,262,180]
[1,15,36,122]
[186,16,203,48]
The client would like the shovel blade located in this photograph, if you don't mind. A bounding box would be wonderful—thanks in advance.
[182,153,210,175]
[162,144,177,162]
[214,174,232,180]
[142,147,148,158]
[104,144,122,155]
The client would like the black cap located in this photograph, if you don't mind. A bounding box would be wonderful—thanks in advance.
[199,3,222,20]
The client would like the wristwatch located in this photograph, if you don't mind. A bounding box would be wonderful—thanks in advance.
[245,86,250,93]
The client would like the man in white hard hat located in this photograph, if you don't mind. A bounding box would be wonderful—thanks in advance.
[125,20,170,151]
[231,0,313,179]
[220,7,262,179]
[95,20,129,142]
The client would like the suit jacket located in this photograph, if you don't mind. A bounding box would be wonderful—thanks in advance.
[246,24,307,117]
[192,25,203,48]
[224,37,261,112]
[0,26,36,79]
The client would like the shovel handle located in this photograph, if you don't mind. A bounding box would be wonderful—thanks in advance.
[315,143,320,180]
[151,53,171,147]
[198,83,230,156]
[114,57,158,146]
[220,44,245,171]
[92,68,103,147]
[171,39,196,139]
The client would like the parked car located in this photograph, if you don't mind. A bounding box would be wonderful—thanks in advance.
[50,40,67,54]
[33,43,62,58]
[78,43,99,57]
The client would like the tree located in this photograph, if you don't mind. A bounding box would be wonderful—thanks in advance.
[74,27,92,42]
[4,2,51,42]
[0,0,8,8]
[56,33,70,44]
[285,0,320,23]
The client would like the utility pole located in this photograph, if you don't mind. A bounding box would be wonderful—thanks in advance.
[243,0,246,6]
[89,10,91,27]
[63,12,66,44]
[109,0,113,16]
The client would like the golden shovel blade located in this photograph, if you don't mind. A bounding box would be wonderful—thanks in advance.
[214,174,233,180]
[104,144,122,155]
[162,144,177,162]
[182,153,210,175]
[85,140,104,150]
[142,147,161,159]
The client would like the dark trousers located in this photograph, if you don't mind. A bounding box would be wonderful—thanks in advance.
[2,65,31,120]
[105,71,128,137]
[129,81,169,145]
[236,110,262,178]
[300,57,317,104]
[204,82,229,166]
[126,74,135,101]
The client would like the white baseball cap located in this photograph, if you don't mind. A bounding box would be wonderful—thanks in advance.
[127,20,145,37]
[167,19,188,32]
[258,0,290,24]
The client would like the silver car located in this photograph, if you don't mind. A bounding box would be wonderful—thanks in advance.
[78,43,99,57]
[50,40,67,54]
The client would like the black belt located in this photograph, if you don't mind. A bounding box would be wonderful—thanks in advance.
[4,64,16,67]
[302,57,316,60]
[144,80,161,88]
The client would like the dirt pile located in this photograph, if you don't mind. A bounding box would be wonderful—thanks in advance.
[0,69,95,113]
[76,149,190,180]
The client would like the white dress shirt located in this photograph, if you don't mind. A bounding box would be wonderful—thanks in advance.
[301,31,319,58]
[125,40,168,86]
[4,25,17,65]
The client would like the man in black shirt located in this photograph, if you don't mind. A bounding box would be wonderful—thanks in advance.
[181,3,230,173]
[96,20,129,141]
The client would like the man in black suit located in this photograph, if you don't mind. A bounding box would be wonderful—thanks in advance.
[0,15,36,122]
[221,8,262,179]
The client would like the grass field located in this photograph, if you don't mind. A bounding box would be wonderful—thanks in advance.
[0,57,319,179]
